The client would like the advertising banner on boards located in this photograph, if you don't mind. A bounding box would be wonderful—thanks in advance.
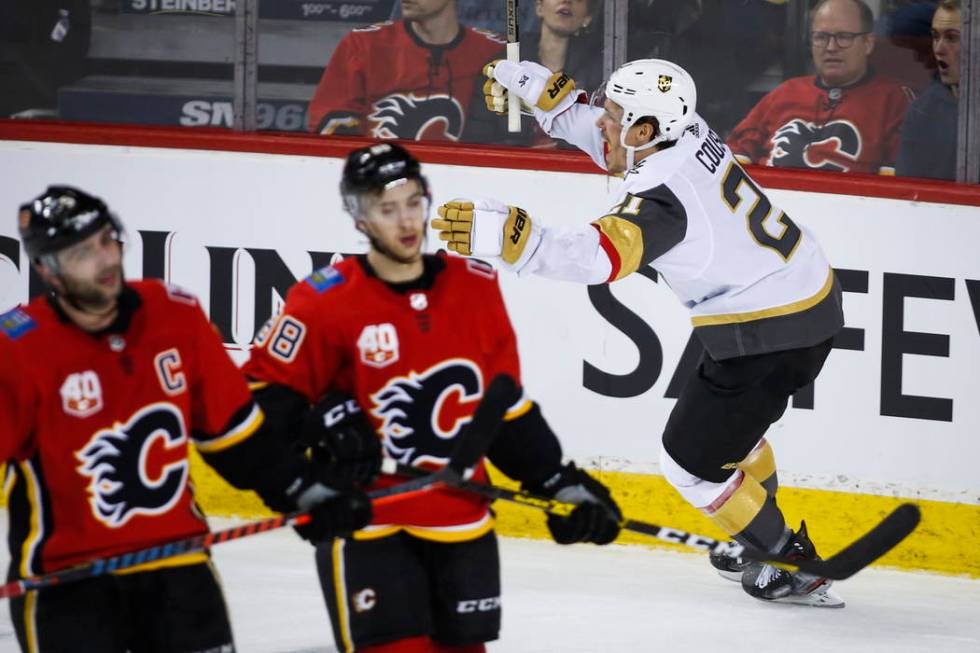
[1,140,977,502]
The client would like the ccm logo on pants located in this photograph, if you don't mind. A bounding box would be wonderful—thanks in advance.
[456,597,501,613]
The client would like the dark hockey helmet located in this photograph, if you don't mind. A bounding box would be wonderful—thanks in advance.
[340,142,430,218]
[18,185,123,261]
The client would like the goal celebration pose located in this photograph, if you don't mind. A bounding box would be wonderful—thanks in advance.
[436,57,846,607]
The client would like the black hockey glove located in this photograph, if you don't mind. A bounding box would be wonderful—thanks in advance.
[272,470,373,543]
[302,391,383,489]
[525,462,622,545]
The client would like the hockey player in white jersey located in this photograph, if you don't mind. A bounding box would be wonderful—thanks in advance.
[432,58,846,607]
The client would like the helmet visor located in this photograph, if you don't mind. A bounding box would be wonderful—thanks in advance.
[589,81,608,110]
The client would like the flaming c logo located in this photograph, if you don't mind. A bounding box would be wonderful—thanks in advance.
[368,93,465,141]
[76,403,189,528]
[370,359,483,466]
[769,119,862,173]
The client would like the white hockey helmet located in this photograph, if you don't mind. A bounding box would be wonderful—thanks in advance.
[602,58,697,151]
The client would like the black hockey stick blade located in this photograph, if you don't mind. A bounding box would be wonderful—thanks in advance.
[444,373,517,476]
[381,464,922,581]
[787,503,921,580]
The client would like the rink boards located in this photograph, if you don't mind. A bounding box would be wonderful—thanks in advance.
[0,132,978,577]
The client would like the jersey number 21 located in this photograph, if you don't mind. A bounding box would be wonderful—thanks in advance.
[722,162,802,261]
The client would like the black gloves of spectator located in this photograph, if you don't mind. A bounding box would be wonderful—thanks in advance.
[302,391,383,489]
[525,462,622,545]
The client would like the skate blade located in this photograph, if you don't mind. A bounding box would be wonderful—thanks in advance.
[769,587,845,608]
[717,569,743,583]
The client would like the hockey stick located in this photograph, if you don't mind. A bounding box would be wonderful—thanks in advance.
[0,478,442,601]
[0,374,517,601]
[505,0,520,132]
[0,481,426,600]
[381,462,921,581]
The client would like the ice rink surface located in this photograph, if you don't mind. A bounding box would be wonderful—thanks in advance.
[3,520,976,653]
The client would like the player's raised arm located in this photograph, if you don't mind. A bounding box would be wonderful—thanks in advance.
[482,59,607,166]
[449,56,852,609]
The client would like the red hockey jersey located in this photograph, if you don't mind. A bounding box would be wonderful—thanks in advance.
[0,281,262,575]
[244,254,525,542]
[726,73,913,174]
[307,20,505,140]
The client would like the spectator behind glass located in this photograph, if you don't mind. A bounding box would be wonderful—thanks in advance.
[507,0,603,149]
[306,0,506,142]
[896,0,960,180]
[529,0,602,94]
[727,0,913,175]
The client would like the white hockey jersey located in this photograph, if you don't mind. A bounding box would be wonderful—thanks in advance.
[523,104,844,360]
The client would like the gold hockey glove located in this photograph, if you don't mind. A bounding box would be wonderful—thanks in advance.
[433,199,542,272]
[483,60,533,115]
[483,60,577,115]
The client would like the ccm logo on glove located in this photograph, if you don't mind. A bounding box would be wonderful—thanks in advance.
[324,399,361,428]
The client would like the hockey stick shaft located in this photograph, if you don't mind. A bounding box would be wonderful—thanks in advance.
[0,475,444,601]
[0,374,517,601]
[505,0,520,132]
[383,463,921,581]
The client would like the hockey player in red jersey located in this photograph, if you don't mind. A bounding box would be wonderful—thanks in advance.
[244,143,622,652]
[726,0,912,175]
[439,57,848,607]
[307,0,507,143]
[0,186,372,652]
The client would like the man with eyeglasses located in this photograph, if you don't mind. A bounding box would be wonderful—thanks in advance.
[896,0,961,181]
[728,0,913,175]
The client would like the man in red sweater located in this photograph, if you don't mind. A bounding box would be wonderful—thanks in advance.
[727,0,913,175]
[308,0,505,143]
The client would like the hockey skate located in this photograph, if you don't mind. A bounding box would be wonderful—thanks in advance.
[740,521,845,608]
[709,548,751,582]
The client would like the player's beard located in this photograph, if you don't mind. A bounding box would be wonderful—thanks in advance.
[60,264,124,313]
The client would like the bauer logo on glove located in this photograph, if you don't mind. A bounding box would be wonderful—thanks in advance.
[545,73,572,103]
[433,199,542,272]
[482,60,576,117]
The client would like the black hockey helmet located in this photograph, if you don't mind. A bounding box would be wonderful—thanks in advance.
[340,142,430,217]
[18,185,123,261]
